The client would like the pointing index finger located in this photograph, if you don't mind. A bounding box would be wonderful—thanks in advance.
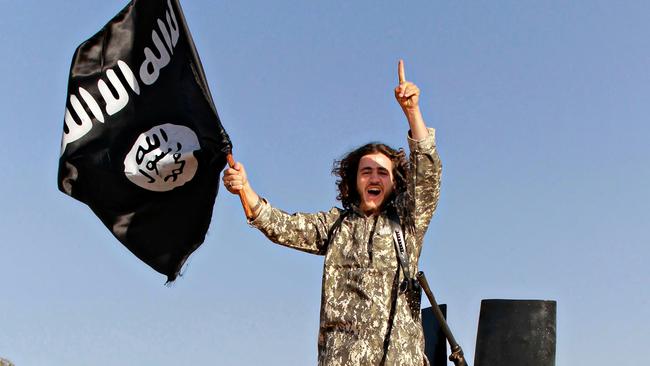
[398,59,406,84]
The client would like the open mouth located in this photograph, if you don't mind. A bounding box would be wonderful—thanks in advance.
[367,187,382,198]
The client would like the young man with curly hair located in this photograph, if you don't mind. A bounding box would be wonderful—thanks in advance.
[223,60,442,366]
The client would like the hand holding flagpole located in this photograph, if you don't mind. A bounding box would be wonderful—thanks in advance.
[224,153,255,219]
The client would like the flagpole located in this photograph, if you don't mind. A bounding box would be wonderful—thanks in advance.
[172,0,250,218]
[227,153,253,219]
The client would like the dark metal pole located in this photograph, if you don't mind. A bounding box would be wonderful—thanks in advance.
[416,271,468,366]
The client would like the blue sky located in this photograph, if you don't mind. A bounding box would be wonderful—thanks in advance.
[1,0,648,365]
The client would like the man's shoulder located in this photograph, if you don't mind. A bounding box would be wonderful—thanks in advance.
[327,206,345,213]
[324,207,348,223]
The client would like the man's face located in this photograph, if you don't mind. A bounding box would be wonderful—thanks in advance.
[356,152,395,216]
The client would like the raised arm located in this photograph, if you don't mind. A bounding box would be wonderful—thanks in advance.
[222,161,263,218]
[394,60,442,258]
[395,59,429,140]
[222,162,343,254]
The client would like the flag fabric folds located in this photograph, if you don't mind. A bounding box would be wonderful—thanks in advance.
[58,0,231,282]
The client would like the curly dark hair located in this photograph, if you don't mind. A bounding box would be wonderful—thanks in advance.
[332,142,409,210]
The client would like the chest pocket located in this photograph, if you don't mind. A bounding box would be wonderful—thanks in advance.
[370,222,399,271]
[325,215,397,271]
[326,219,368,267]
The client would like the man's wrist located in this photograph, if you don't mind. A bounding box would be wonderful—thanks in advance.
[403,105,422,120]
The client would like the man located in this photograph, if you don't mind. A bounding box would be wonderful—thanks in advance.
[223,60,442,365]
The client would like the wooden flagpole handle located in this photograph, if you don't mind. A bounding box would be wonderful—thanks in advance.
[226,153,253,219]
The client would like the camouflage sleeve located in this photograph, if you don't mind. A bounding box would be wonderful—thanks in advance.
[405,127,442,258]
[249,201,344,255]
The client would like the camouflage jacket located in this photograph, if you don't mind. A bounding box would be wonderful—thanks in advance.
[251,128,441,365]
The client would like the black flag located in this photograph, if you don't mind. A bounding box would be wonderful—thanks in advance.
[58,0,231,282]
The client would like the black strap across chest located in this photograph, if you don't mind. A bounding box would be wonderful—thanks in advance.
[387,208,412,281]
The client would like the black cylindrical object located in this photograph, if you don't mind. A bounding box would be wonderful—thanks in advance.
[474,299,556,366]
[422,305,448,366]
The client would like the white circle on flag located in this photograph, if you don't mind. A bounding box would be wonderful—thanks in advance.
[124,123,200,192]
